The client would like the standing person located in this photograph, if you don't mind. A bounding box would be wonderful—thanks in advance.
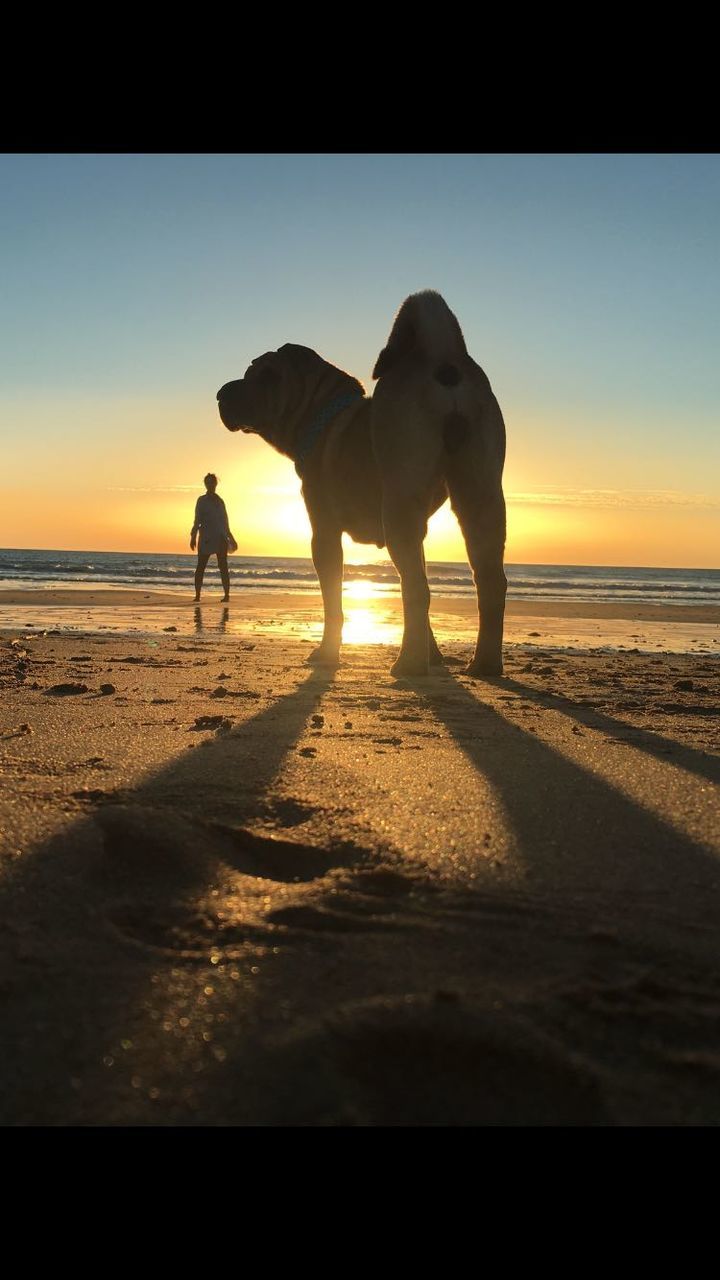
[190,473,237,603]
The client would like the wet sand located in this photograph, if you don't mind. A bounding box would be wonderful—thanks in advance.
[1,586,720,655]
[0,602,719,1125]
[2,584,719,624]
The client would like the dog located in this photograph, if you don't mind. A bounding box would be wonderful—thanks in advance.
[217,290,507,677]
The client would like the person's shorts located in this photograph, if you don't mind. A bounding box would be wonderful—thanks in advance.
[198,539,228,556]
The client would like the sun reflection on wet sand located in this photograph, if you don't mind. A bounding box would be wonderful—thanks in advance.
[1,587,717,654]
[341,580,403,645]
[342,604,404,646]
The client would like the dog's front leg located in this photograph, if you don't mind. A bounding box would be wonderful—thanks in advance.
[308,526,344,665]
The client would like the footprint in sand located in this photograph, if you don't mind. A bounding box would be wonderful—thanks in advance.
[92,805,370,954]
[95,804,363,890]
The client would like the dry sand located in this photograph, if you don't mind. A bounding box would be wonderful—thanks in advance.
[0,593,719,1125]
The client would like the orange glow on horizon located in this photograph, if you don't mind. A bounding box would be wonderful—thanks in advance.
[0,397,718,569]
[2,484,719,570]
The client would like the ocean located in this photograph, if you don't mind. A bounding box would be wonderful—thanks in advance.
[1,548,719,607]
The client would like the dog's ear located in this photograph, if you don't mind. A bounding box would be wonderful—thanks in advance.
[372,319,416,379]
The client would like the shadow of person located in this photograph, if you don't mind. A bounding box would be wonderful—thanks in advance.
[194,605,203,633]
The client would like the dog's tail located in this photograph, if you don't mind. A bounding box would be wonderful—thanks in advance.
[372,290,468,388]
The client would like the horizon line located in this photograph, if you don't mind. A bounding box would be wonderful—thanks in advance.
[1,546,718,574]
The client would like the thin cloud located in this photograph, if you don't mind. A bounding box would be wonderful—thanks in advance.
[106,484,720,511]
[106,485,201,494]
[507,487,720,511]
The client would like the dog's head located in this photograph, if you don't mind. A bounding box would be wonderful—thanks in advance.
[218,344,362,457]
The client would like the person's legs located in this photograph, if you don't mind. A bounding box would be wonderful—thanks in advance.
[217,549,230,601]
[194,552,210,601]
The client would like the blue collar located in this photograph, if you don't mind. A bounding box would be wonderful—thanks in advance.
[294,389,365,476]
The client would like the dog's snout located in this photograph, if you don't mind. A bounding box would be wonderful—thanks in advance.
[217,380,244,432]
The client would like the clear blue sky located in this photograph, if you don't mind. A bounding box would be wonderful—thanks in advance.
[1,153,718,564]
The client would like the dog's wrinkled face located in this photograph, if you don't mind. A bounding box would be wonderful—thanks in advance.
[217,351,283,434]
[217,342,328,438]
[218,343,361,459]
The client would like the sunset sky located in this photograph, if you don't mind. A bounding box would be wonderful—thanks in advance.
[1,152,718,567]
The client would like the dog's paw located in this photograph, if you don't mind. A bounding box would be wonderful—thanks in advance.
[306,646,341,667]
[390,656,430,678]
[463,659,504,679]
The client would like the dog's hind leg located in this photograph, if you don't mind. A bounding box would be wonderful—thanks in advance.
[447,477,507,678]
[382,495,431,677]
[422,548,451,665]
[307,525,343,666]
